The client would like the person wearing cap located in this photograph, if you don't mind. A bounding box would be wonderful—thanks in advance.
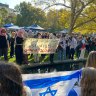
[0,28,9,61]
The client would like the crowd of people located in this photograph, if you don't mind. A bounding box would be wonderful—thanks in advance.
[0,28,96,65]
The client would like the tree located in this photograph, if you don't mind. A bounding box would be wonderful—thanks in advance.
[5,13,17,24]
[15,2,46,27]
[75,3,96,33]
[34,0,96,33]
[0,8,17,27]
[46,9,70,32]
[0,8,8,27]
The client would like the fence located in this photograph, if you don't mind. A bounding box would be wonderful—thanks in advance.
[21,59,86,74]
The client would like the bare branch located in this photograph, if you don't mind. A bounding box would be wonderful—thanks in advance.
[93,19,96,23]
[73,0,93,23]
[75,0,94,16]
[43,3,71,10]
[73,16,96,29]
[80,13,96,23]
[79,0,85,7]
[85,0,94,7]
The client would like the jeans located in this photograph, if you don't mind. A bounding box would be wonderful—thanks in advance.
[63,49,66,60]
[58,49,66,61]
[58,50,63,60]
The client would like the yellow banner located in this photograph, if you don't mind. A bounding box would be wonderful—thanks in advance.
[23,38,60,54]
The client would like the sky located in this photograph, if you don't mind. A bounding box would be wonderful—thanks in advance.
[0,0,68,10]
[0,0,32,9]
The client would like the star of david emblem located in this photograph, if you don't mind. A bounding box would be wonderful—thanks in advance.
[39,87,57,96]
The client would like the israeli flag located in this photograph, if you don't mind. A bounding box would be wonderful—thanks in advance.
[22,70,81,96]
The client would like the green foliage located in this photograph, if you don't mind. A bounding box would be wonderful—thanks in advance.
[0,8,8,27]
[34,0,96,33]
[75,4,96,33]
[5,13,17,24]
[0,8,17,27]
[46,9,70,32]
[16,2,46,27]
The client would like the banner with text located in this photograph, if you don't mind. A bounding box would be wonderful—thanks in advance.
[23,38,60,54]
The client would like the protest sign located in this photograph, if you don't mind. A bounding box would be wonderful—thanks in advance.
[23,38,60,54]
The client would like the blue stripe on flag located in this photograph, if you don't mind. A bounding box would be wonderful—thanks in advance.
[23,70,81,89]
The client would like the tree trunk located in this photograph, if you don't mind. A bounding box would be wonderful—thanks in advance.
[69,0,76,34]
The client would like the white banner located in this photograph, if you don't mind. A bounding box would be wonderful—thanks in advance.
[23,38,60,54]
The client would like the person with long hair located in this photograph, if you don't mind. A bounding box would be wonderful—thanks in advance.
[0,28,9,61]
[0,62,23,96]
[86,51,96,68]
[80,67,96,96]
[15,29,24,64]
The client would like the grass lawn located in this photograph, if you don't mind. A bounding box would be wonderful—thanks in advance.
[0,50,58,64]
[0,50,88,64]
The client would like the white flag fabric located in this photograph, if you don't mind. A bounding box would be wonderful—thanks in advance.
[22,70,81,96]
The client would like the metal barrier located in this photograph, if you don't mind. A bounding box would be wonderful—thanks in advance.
[21,59,86,74]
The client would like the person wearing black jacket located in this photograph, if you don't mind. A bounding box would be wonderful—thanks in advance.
[15,30,24,65]
[10,31,15,58]
[0,28,9,61]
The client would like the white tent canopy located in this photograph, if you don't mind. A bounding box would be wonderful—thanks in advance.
[7,26,20,30]
[60,28,69,33]
[28,24,44,30]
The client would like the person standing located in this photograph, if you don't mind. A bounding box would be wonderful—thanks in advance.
[23,30,29,64]
[76,36,82,59]
[15,29,24,65]
[57,35,64,61]
[69,37,77,59]
[79,37,86,59]
[0,28,9,61]
[62,35,67,60]
[33,33,42,63]
[66,37,71,59]
[10,31,15,58]
[49,33,57,63]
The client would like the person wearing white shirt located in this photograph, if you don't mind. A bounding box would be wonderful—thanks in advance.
[69,37,77,59]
